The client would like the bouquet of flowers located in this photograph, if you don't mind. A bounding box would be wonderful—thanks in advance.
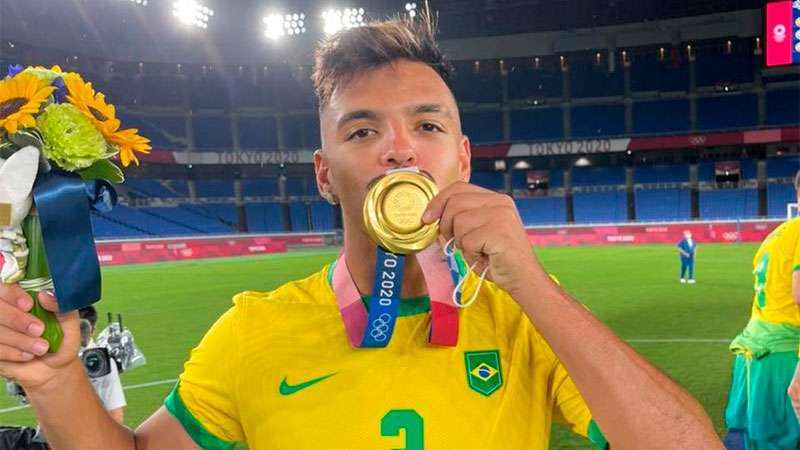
[0,64,150,351]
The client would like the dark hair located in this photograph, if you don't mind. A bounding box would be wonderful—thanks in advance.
[312,10,453,110]
[78,306,98,327]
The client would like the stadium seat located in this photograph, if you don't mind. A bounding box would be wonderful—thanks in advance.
[451,61,502,104]
[696,94,758,131]
[767,157,800,179]
[699,189,759,219]
[242,178,280,197]
[290,202,311,232]
[632,100,690,134]
[310,202,335,231]
[507,61,562,99]
[634,163,689,183]
[239,117,279,149]
[190,74,232,110]
[695,47,755,87]
[116,112,188,150]
[767,184,796,218]
[572,166,625,186]
[766,88,800,127]
[569,59,623,98]
[634,189,691,221]
[195,179,234,198]
[630,50,689,93]
[461,111,504,144]
[515,197,567,225]
[510,109,564,141]
[246,203,286,233]
[470,171,505,191]
[573,191,627,223]
[571,104,625,138]
[193,116,233,150]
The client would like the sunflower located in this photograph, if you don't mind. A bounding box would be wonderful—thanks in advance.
[109,128,151,167]
[0,72,55,134]
[63,72,121,136]
[63,72,151,166]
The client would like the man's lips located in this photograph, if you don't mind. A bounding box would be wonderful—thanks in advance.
[365,169,436,190]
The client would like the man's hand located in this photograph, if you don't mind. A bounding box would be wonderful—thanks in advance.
[422,181,539,296]
[789,362,800,420]
[0,282,81,390]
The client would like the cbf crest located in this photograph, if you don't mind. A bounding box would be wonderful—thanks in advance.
[464,350,503,396]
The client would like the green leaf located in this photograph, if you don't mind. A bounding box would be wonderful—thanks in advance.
[77,158,125,184]
[104,142,120,158]
[0,142,16,160]
[8,130,43,149]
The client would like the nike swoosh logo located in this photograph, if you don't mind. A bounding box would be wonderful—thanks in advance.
[279,373,337,396]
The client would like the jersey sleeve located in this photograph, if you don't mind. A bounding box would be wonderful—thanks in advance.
[164,295,246,449]
[549,360,609,450]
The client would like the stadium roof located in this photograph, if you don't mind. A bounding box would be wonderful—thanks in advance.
[0,0,765,66]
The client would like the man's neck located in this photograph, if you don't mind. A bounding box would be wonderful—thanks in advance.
[342,227,429,299]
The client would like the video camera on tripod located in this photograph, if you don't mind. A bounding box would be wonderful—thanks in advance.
[84,312,147,377]
[5,311,146,405]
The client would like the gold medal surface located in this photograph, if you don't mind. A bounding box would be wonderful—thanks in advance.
[363,170,439,255]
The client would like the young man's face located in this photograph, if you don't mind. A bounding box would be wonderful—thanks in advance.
[315,59,471,235]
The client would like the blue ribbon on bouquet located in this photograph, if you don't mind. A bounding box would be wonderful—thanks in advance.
[31,171,117,312]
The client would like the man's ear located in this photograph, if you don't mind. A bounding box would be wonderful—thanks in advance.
[458,135,472,183]
[314,149,331,196]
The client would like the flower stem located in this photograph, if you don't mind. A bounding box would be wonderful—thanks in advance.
[20,211,63,352]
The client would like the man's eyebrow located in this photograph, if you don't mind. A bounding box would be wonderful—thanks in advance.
[336,110,380,130]
[409,103,453,118]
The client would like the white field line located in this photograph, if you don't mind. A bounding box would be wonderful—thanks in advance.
[0,378,178,414]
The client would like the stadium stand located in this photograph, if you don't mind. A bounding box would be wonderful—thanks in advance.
[515,197,567,225]
[573,191,627,223]
[572,166,625,186]
[699,189,759,220]
[632,100,690,135]
[635,189,691,221]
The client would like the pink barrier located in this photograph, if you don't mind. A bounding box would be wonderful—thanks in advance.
[526,220,782,246]
[94,233,330,266]
[0,222,781,270]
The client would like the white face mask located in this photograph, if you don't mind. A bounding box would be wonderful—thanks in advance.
[443,238,489,309]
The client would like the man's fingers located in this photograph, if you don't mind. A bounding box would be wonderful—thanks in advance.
[450,209,492,247]
[0,301,44,337]
[0,327,49,357]
[0,283,33,311]
[422,181,480,224]
[0,344,35,363]
[38,291,60,314]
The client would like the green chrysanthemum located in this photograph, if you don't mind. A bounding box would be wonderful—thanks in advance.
[22,65,64,84]
[37,103,111,171]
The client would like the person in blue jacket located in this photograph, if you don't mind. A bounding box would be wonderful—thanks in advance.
[677,230,697,284]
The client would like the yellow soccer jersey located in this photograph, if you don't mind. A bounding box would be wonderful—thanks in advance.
[165,264,607,450]
[751,218,800,326]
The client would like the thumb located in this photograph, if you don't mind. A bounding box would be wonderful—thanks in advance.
[38,291,60,314]
[38,291,79,327]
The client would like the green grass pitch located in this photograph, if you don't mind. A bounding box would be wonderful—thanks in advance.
[0,243,759,448]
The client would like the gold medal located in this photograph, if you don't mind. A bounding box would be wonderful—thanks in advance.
[363,169,439,255]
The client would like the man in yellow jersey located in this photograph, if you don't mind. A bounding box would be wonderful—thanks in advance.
[723,173,800,450]
[0,13,722,450]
